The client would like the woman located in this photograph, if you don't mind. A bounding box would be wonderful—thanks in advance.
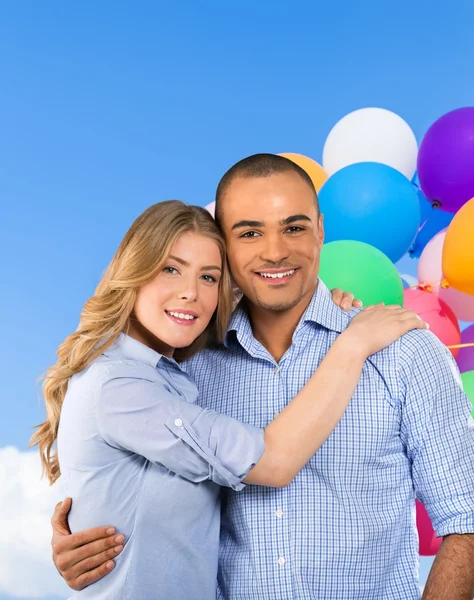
[32,201,426,599]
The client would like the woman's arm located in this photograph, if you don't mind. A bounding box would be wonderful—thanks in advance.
[245,305,427,487]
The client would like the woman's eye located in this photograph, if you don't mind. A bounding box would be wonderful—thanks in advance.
[201,274,218,283]
[163,266,179,275]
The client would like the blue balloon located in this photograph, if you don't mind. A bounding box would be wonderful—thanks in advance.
[319,162,420,263]
[408,186,454,258]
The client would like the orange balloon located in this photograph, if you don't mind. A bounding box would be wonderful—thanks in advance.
[279,153,329,191]
[442,197,474,296]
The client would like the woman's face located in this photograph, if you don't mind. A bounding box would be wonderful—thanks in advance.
[129,232,222,357]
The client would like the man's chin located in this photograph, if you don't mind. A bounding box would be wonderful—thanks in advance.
[254,295,302,313]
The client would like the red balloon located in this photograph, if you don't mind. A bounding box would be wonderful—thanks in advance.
[416,500,442,556]
[403,288,461,358]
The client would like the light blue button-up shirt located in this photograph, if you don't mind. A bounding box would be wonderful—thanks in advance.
[57,334,265,600]
[184,280,474,600]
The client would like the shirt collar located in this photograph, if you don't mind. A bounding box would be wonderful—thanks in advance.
[224,278,351,348]
[102,333,166,368]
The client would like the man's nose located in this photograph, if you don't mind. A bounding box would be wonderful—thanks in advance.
[260,235,290,264]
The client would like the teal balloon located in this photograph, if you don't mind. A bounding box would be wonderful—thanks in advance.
[319,162,420,263]
[319,240,403,306]
[461,371,474,418]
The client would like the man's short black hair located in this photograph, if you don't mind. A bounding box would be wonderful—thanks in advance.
[214,153,319,226]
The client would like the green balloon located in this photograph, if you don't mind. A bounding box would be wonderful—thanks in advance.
[319,240,404,306]
[461,371,474,418]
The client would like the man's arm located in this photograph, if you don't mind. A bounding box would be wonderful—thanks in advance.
[51,498,124,590]
[422,534,474,600]
[399,330,474,600]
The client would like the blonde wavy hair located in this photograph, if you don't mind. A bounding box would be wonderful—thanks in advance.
[31,201,233,485]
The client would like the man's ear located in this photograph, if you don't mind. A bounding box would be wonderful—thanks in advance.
[317,213,325,249]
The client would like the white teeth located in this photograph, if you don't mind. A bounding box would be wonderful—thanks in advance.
[259,270,295,279]
[168,311,196,320]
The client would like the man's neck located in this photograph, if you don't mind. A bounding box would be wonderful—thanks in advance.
[246,286,317,362]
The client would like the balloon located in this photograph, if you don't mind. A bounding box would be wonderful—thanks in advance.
[205,202,215,217]
[322,107,418,180]
[461,371,474,418]
[457,325,474,374]
[418,230,474,322]
[442,197,474,296]
[319,240,403,306]
[408,185,453,259]
[319,162,420,263]
[417,107,474,213]
[403,288,461,358]
[279,153,328,191]
[416,500,442,556]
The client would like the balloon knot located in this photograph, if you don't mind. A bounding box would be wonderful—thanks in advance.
[440,278,450,289]
[418,283,432,293]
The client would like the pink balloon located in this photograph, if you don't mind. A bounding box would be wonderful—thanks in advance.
[457,324,474,373]
[416,500,442,556]
[205,202,215,218]
[403,288,461,358]
[418,230,474,322]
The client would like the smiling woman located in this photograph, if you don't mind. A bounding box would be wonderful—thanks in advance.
[30,199,426,600]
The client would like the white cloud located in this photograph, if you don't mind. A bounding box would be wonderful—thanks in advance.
[0,446,70,598]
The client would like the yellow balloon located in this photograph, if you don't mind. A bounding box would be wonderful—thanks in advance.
[279,153,328,192]
[442,197,474,296]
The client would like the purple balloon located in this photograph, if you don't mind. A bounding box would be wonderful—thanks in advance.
[417,107,474,214]
[457,325,474,374]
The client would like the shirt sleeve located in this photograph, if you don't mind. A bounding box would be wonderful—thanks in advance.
[95,362,265,491]
[399,330,474,537]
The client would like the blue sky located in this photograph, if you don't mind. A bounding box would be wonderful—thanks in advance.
[0,1,473,597]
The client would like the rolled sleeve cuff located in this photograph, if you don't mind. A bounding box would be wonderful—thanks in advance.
[165,415,265,491]
[426,494,474,537]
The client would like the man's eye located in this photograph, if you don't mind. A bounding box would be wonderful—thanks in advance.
[286,226,304,233]
[240,231,260,238]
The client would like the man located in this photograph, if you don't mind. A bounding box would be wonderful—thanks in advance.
[51,154,474,599]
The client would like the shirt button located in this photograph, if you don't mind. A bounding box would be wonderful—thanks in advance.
[274,365,280,374]
[275,509,283,518]
[277,557,286,566]
[174,418,183,427]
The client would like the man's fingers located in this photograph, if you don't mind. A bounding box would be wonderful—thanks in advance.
[68,560,116,592]
[53,526,118,556]
[55,532,124,575]
[67,544,124,583]
[51,498,73,536]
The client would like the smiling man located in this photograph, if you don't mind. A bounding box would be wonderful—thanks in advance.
[51,154,474,599]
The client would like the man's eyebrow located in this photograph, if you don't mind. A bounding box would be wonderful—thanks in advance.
[280,214,312,226]
[231,220,264,231]
[168,255,221,271]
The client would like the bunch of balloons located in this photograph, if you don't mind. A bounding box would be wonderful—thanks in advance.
[277,106,474,556]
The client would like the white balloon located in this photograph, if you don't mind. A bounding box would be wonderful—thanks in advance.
[205,201,215,217]
[322,107,418,180]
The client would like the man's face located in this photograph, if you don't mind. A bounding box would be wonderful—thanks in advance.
[219,171,324,312]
